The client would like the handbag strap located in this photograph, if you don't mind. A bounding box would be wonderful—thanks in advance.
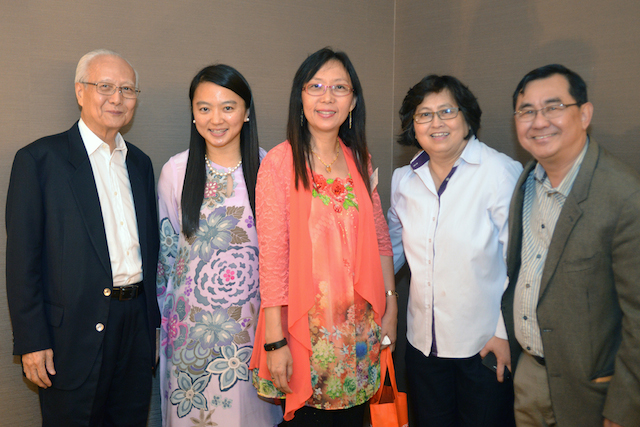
[372,347,399,400]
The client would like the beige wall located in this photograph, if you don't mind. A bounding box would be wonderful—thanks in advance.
[1,0,639,425]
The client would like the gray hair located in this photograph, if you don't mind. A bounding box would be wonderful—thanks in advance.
[75,49,139,89]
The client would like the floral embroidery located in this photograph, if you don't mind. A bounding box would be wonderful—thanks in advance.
[312,174,358,213]
[245,215,254,228]
[223,269,235,282]
[202,173,232,209]
[189,308,242,350]
[191,206,251,263]
[160,217,179,258]
[170,247,190,290]
[206,342,252,391]
[172,339,216,376]
[170,372,211,418]
[158,217,179,297]
[161,294,190,359]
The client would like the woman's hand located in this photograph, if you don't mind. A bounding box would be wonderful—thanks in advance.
[381,296,398,351]
[480,336,511,383]
[380,255,398,351]
[267,345,293,394]
[263,305,293,393]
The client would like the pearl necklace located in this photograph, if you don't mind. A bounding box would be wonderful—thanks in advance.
[205,154,242,177]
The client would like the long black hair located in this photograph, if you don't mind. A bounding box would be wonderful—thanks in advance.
[181,64,259,238]
[287,47,371,195]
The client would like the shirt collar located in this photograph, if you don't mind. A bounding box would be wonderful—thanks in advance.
[533,137,589,196]
[78,119,127,157]
[410,135,480,171]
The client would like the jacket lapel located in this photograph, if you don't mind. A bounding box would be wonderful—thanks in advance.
[507,160,534,284]
[67,122,112,277]
[538,139,598,300]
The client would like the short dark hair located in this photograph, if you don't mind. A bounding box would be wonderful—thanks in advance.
[181,64,259,238]
[398,75,481,148]
[512,64,588,109]
[287,47,371,194]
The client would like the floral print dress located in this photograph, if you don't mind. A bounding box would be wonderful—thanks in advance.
[157,150,282,427]
[308,173,382,409]
[253,173,382,410]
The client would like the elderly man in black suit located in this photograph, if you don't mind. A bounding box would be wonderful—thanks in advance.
[502,64,640,427]
[6,49,159,426]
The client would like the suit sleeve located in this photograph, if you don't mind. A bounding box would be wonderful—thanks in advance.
[603,190,640,426]
[5,148,51,355]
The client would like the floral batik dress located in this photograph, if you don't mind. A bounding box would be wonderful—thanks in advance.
[306,173,382,409]
[252,172,382,410]
[156,150,282,427]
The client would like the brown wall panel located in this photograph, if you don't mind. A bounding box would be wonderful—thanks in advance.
[0,1,394,424]
[2,0,639,425]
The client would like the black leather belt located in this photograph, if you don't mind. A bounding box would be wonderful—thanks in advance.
[111,283,142,301]
[532,355,546,366]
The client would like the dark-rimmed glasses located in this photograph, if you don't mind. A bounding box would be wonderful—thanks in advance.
[514,103,578,122]
[303,83,354,97]
[81,81,140,99]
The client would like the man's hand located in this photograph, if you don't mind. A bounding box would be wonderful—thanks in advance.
[22,349,55,388]
[480,336,511,383]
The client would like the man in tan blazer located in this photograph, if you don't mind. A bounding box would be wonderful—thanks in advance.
[501,64,640,427]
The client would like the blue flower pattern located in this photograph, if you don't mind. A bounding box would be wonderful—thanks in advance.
[158,155,277,424]
[206,343,252,391]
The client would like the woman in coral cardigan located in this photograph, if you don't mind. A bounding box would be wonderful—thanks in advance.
[250,47,397,426]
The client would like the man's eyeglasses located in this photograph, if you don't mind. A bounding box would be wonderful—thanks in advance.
[413,107,460,124]
[303,83,354,97]
[81,81,140,99]
[514,103,578,122]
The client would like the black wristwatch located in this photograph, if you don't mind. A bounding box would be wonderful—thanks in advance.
[264,337,288,351]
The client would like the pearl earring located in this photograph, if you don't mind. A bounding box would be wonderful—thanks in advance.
[192,119,196,124]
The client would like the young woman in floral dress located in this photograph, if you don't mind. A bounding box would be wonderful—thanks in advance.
[249,48,397,426]
[157,64,282,427]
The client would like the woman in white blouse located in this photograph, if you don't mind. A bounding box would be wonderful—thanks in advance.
[388,75,522,427]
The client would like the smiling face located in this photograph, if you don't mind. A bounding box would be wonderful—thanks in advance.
[301,60,356,137]
[75,55,137,144]
[413,89,469,162]
[514,74,592,170]
[192,82,248,157]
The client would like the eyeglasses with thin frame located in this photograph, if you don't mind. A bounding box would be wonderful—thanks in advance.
[80,81,140,99]
[514,103,578,122]
[413,107,460,124]
[302,83,354,97]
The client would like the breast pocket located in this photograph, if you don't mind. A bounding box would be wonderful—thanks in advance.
[562,252,601,273]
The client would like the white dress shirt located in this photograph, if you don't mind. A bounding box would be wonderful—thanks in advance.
[388,137,522,358]
[78,119,143,287]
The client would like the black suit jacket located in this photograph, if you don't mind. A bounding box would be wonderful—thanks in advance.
[6,122,160,390]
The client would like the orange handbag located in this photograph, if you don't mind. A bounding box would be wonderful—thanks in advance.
[369,347,409,427]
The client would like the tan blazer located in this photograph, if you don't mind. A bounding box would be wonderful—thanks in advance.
[502,139,640,426]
